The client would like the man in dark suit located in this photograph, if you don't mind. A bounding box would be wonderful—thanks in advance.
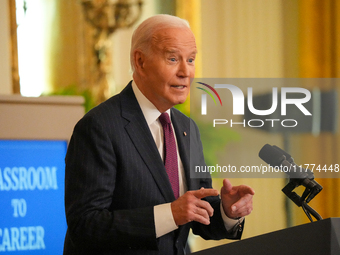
[63,14,254,255]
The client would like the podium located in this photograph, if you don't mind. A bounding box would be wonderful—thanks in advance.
[0,95,84,254]
[192,218,340,255]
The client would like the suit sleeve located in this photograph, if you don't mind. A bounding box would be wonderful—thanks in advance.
[189,119,243,240]
[64,115,158,251]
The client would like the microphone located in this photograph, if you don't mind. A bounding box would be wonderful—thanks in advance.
[272,145,293,163]
[259,144,313,180]
[259,144,322,203]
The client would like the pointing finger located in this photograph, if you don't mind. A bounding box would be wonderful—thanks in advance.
[192,188,219,199]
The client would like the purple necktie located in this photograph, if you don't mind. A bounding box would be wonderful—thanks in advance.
[159,112,179,199]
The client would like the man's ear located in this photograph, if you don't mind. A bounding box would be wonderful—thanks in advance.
[133,50,145,72]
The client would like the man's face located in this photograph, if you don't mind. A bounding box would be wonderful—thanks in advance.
[136,27,197,112]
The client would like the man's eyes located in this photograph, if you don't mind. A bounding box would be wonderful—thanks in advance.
[167,57,195,63]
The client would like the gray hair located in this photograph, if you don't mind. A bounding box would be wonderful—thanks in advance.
[130,14,190,73]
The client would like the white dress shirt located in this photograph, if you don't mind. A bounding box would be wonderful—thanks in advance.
[131,81,240,238]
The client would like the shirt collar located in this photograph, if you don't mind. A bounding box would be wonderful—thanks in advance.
[132,80,171,126]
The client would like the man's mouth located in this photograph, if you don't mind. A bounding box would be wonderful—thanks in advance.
[171,85,187,89]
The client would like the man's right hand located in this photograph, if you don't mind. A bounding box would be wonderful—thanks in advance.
[171,188,219,226]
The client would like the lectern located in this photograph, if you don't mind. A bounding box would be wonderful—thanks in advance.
[192,218,340,255]
[0,95,84,254]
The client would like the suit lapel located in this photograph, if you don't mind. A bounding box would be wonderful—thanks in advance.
[120,83,175,202]
[171,108,194,191]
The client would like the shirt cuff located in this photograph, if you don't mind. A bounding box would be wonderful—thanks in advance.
[220,202,244,231]
[154,203,178,238]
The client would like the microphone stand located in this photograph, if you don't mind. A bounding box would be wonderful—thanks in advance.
[282,178,323,222]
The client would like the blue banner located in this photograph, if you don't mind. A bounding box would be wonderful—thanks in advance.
[0,140,67,254]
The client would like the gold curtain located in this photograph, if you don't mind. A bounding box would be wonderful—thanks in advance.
[174,0,201,115]
[175,0,202,77]
[8,0,20,94]
[177,0,287,252]
[293,0,340,225]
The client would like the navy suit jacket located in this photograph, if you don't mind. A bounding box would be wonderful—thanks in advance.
[63,82,242,255]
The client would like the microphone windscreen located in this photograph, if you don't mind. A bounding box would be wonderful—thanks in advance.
[259,144,284,167]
